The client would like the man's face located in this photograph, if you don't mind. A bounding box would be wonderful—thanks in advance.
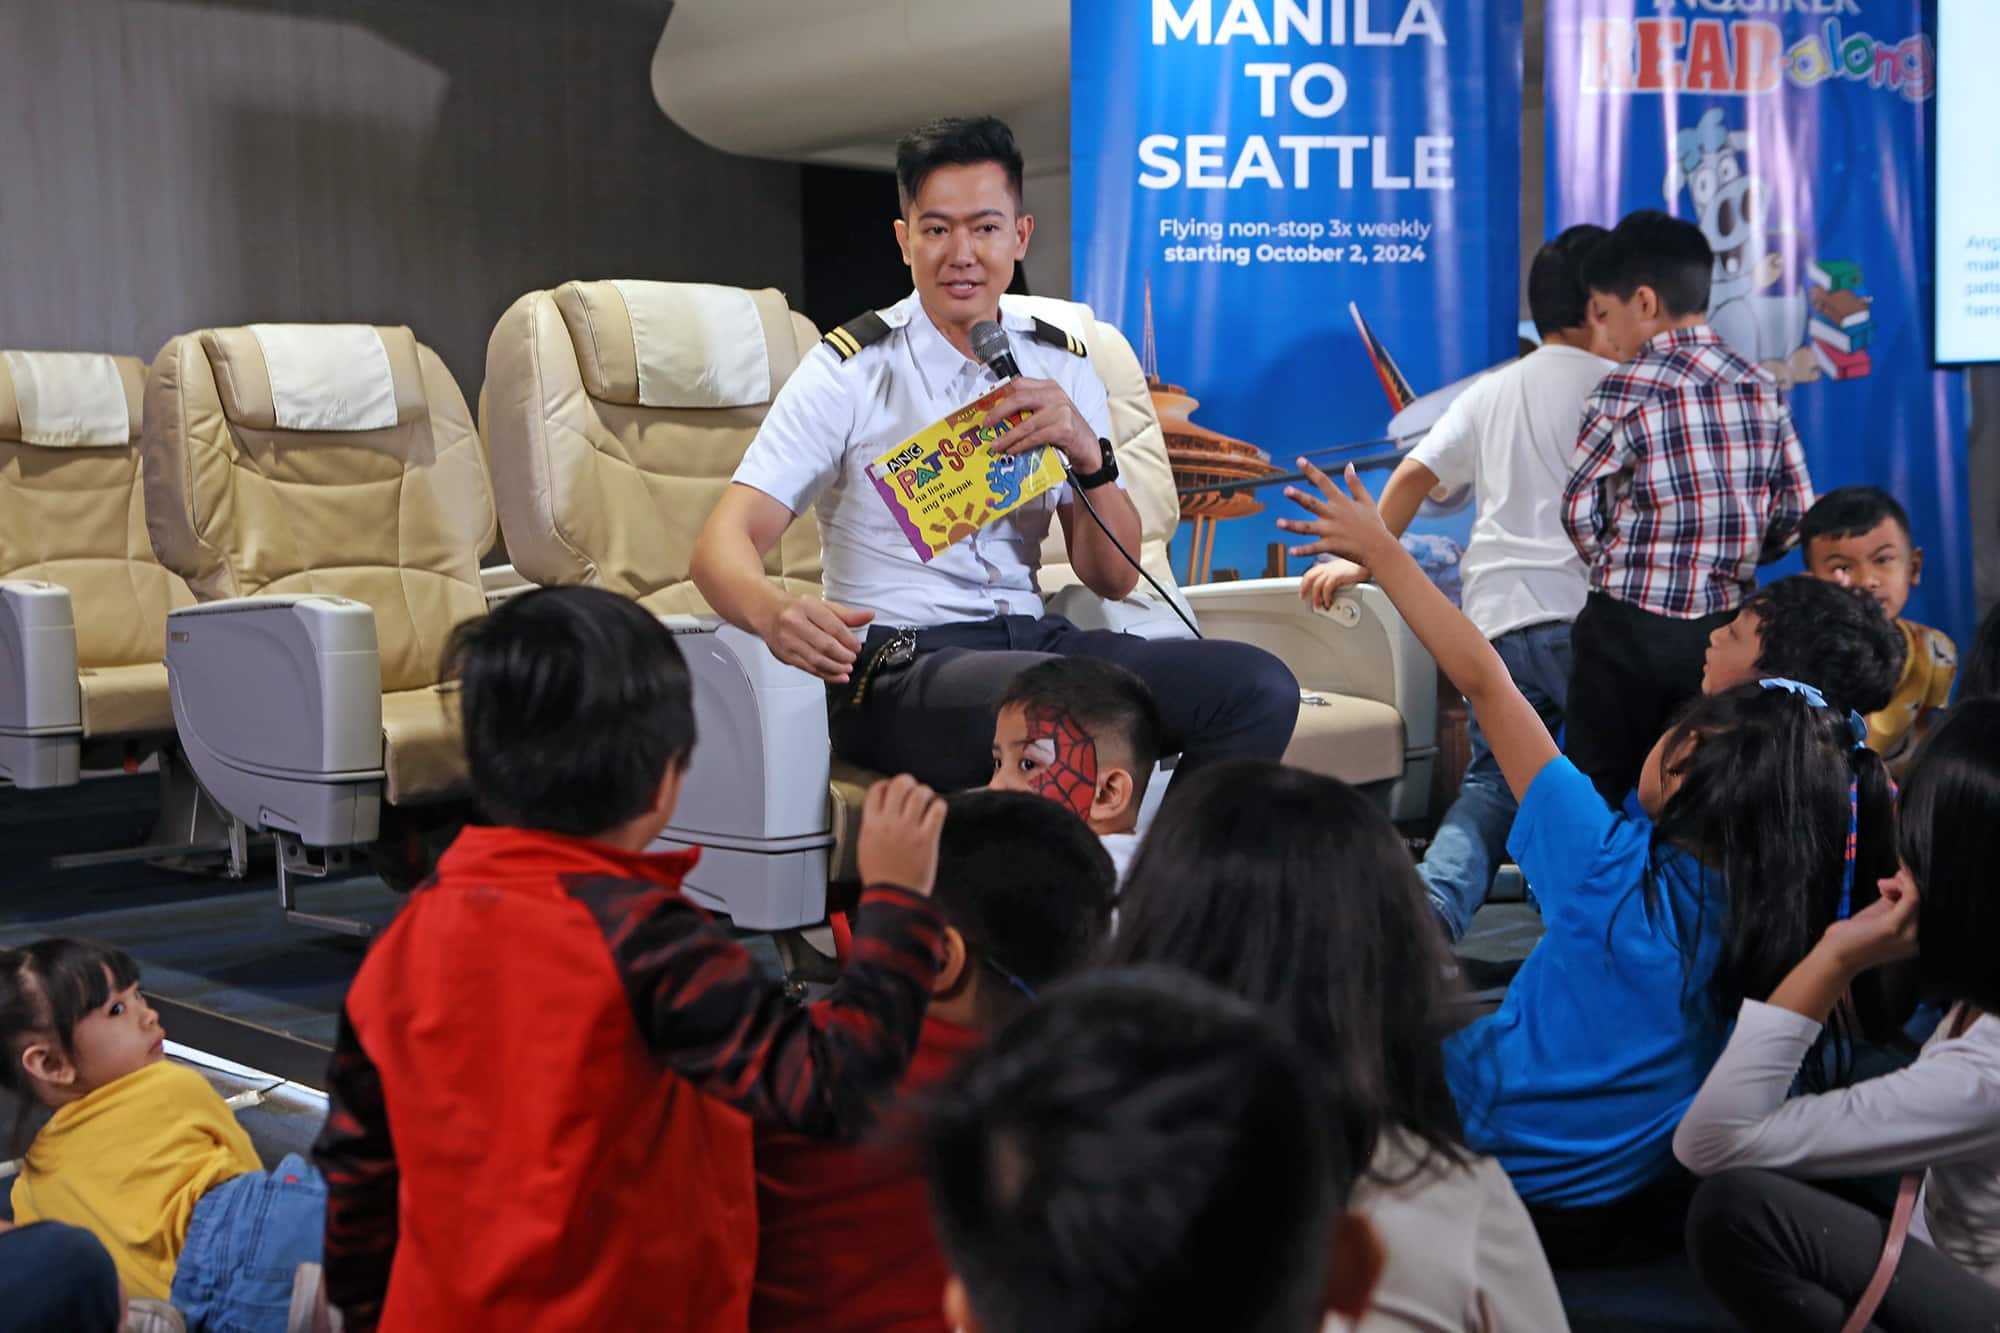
[894,162,1033,329]
[989,703,1098,820]
[1806,519,1920,620]
[1702,606,1765,695]
[1588,287,1654,362]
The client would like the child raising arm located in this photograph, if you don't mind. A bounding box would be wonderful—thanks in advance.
[1281,462,1559,804]
[1280,460,1894,1266]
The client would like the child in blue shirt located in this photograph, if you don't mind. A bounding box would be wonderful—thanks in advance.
[1280,459,1895,1265]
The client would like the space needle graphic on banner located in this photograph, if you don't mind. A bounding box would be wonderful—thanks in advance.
[1072,0,1522,589]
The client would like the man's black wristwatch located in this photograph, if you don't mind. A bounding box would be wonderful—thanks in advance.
[1073,438,1119,490]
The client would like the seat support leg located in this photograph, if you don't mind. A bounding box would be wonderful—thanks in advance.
[277,837,373,937]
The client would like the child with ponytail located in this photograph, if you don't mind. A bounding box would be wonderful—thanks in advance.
[1280,460,1895,1265]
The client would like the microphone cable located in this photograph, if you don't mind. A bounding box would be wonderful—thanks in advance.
[972,318,1203,640]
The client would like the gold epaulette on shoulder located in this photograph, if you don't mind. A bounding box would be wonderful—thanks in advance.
[822,310,892,361]
[1028,317,1087,358]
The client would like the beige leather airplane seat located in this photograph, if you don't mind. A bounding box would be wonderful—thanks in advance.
[484,279,822,611]
[142,323,493,858]
[483,280,844,926]
[0,351,194,786]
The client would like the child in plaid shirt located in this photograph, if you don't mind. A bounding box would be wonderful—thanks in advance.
[1562,210,1815,805]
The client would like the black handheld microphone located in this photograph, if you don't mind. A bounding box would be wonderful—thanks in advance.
[966,319,1203,639]
[970,320,1022,380]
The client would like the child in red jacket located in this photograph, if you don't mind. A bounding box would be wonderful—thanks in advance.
[751,789,1116,1333]
[312,587,948,1333]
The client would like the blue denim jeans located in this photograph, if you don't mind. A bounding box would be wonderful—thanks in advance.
[170,1154,325,1333]
[1420,619,1573,941]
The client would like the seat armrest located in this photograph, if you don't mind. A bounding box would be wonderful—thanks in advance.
[658,615,833,844]
[480,562,533,607]
[1181,578,1436,753]
[0,580,81,735]
[165,596,386,844]
[1044,583,1198,640]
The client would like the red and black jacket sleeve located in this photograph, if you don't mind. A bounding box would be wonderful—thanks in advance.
[311,1005,399,1333]
[571,878,946,1139]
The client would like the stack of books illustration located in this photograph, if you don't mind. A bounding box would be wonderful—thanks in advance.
[1807,258,1874,382]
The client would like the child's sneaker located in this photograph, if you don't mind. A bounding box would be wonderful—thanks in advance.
[287,1262,343,1333]
[122,1298,187,1333]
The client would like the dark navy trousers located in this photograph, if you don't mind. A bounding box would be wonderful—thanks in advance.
[828,614,1300,792]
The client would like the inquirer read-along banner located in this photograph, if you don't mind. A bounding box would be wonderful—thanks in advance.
[1072,0,1522,588]
[1544,0,1973,644]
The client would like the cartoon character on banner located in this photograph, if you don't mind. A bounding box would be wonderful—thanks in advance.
[1666,108,1817,387]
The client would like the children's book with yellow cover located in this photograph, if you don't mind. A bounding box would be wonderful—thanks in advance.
[865,384,1068,562]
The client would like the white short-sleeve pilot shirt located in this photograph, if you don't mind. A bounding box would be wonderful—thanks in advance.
[731,291,1116,629]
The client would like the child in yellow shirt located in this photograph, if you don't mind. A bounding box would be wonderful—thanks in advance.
[2,939,326,1331]
[1801,487,1957,772]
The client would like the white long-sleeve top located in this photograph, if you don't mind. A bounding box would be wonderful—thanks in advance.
[1674,999,2000,1285]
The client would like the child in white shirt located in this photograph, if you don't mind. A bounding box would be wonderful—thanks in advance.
[1677,699,2000,1328]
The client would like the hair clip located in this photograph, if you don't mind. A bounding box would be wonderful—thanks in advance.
[983,954,1037,1002]
[1758,676,1830,708]
[1846,710,1869,749]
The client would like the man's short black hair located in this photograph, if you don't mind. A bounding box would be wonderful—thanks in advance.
[997,658,1166,781]
[1528,223,1610,337]
[443,587,694,836]
[1799,485,1915,552]
[1584,209,1713,318]
[935,791,1115,1021]
[895,115,1025,213]
[921,967,1346,1333]
[1743,576,1906,715]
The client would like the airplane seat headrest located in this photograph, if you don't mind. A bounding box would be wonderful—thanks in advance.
[0,350,143,447]
[199,324,428,432]
[552,280,793,409]
[144,322,492,694]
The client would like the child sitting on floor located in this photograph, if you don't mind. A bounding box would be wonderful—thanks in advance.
[1679,699,2000,1329]
[1700,574,1904,716]
[1801,486,1958,771]
[919,968,1382,1333]
[1279,459,1892,1266]
[988,658,1164,881]
[3,939,326,1332]
[752,790,1115,1333]
[1105,759,1569,1332]
[312,586,950,1333]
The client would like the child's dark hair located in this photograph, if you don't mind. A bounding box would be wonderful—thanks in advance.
[920,967,1344,1333]
[895,115,1024,212]
[934,790,1116,1023]
[1799,485,1914,551]
[1743,576,1905,715]
[442,587,695,837]
[1,939,141,1153]
[1528,223,1611,337]
[1105,760,1464,1183]
[1648,685,1897,1058]
[1961,603,2000,702]
[997,658,1166,788]
[1585,208,1714,319]
[1898,699,2000,1014]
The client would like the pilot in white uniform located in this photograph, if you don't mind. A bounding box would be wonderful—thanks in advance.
[692,115,1297,792]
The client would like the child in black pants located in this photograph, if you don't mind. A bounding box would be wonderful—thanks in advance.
[1562,210,1815,804]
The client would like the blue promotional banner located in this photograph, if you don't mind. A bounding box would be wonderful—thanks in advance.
[1072,0,1522,587]
[1544,1,1973,644]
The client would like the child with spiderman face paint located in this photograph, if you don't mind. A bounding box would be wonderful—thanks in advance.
[988,658,1165,883]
